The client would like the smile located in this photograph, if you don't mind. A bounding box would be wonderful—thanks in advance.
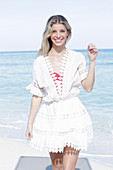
[54,39,63,43]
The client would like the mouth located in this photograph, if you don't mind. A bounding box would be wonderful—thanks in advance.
[54,39,63,43]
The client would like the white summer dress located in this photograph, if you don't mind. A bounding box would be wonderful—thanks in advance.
[26,49,93,153]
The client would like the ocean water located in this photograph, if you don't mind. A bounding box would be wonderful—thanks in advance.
[0,49,113,166]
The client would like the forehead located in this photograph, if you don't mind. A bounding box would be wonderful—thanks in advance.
[51,23,66,30]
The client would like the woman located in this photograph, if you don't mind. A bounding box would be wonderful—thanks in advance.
[26,15,98,170]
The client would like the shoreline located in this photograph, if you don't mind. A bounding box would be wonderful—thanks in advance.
[0,136,113,170]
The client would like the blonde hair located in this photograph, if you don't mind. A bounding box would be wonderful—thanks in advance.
[37,15,72,57]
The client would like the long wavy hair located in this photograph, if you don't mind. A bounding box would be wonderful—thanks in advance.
[37,15,72,57]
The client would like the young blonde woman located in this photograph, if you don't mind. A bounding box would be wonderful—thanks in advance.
[26,15,98,170]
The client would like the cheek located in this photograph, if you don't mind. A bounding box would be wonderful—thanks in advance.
[62,32,68,39]
[50,33,55,40]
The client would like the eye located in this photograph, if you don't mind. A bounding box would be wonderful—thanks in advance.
[60,29,65,32]
[52,30,56,33]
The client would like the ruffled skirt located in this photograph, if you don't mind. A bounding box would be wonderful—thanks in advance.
[30,97,93,153]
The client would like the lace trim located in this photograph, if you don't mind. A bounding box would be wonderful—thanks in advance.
[30,141,91,153]
[33,125,92,136]
[26,82,44,97]
[79,69,87,75]
[30,125,93,152]
[37,110,88,120]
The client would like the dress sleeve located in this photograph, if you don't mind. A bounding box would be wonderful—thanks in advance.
[78,54,88,81]
[26,60,44,97]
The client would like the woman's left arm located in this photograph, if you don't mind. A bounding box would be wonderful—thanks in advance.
[81,43,98,92]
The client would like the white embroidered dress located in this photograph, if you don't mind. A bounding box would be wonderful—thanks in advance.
[26,49,93,153]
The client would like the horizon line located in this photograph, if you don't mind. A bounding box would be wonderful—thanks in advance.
[0,48,113,53]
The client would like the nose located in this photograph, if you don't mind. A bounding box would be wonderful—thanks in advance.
[56,31,60,38]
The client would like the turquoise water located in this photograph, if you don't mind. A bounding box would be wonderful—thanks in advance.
[0,49,113,166]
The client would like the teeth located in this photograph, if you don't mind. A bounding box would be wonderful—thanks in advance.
[55,39,62,42]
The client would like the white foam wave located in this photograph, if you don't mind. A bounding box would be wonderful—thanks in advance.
[15,120,26,124]
[11,120,26,124]
[0,123,22,129]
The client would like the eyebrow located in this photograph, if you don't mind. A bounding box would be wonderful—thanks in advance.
[52,29,66,31]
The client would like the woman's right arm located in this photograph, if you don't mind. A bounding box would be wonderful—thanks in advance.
[26,95,43,140]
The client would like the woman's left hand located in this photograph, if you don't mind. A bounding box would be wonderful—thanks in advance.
[87,43,98,62]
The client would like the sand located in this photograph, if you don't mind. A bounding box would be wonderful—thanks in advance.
[0,136,113,170]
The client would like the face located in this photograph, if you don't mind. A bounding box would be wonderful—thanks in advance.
[50,23,69,48]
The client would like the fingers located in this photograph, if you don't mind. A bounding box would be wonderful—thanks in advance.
[88,44,94,50]
[88,43,97,50]
[87,43,98,61]
[25,131,33,140]
[88,44,98,54]
[25,124,33,140]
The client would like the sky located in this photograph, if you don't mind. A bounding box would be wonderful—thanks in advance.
[0,0,113,51]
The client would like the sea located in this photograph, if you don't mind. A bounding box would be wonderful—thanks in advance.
[0,49,113,167]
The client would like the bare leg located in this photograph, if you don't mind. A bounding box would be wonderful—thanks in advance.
[63,145,80,170]
[49,152,63,170]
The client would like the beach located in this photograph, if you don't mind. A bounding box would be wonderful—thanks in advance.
[0,136,113,170]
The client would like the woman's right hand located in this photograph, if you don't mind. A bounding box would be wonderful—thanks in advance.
[26,124,33,140]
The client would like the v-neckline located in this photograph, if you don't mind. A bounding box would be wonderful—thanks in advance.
[45,49,68,74]
[44,49,70,97]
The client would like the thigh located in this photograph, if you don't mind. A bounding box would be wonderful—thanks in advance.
[63,145,80,170]
[49,152,63,170]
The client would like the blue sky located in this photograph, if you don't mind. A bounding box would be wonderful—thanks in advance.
[0,0,113,51]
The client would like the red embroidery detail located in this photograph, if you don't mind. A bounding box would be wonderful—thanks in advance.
[52,72,62,81]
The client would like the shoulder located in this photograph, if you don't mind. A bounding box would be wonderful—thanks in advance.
[33,55,44,66]
[32,55,44,72]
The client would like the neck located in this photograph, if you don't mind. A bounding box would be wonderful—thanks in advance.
[50,45,66,55]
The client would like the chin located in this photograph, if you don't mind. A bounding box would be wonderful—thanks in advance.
[53,42,66,47]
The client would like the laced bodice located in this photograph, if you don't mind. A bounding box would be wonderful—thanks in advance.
[44,49,69,97]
